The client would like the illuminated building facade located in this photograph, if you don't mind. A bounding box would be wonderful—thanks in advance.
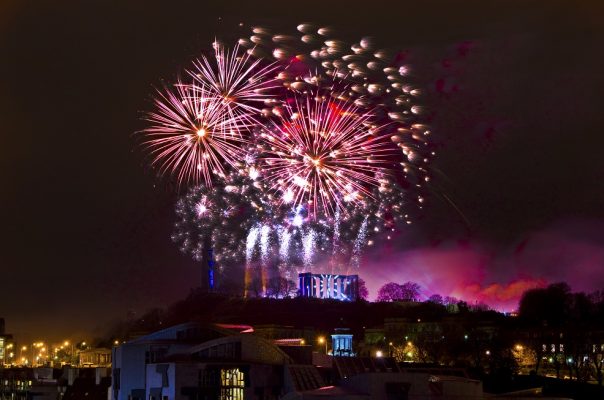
[298,273,359,301]
[0,318,14,366]
[112,322,293,400]
[331,328,354,357]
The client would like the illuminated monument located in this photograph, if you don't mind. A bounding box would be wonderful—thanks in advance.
[331,328,354,356]
[298,273,359,301]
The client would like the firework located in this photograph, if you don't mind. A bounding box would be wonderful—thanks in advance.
[238,24,433,186]
[257,93,398,217]
[142,82,254,185]
[189,42,281,127]
[142,41,281,186]
[142,25,432,294]
[172,169,269,268]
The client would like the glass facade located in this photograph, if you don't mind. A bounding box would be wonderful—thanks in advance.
[219,368,244,400]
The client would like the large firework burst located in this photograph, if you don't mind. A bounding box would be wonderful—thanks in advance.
[140,25,434,294]
[257,93,398,216]
[142,82,254,185]
[238,24,434,188]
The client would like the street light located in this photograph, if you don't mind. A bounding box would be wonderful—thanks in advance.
[19,346,27,365]
[317,337,328,354]
[376,350,383,358]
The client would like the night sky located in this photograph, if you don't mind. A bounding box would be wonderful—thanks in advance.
[1,0,603,341]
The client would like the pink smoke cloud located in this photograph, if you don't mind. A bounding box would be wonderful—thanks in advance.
[359,219,604,311]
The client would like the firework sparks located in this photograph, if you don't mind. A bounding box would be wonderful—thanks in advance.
[172,170,268,266]
[238,24,434,188]
[142,83,253,185]
[189,42,280,127]
[258,94,397,216]
[143,24,433,294]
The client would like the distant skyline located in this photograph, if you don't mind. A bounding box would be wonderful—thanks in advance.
[1,0,603,340]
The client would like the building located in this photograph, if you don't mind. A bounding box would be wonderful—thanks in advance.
[282,356,485,400]
[111,321,494,400]
[144,334,289,399]
[331,328,354,357]
[0,318,15,366]
[0,366,110,400]
[111,322,296,400]
[79,347,112,367]
[298,273,359,301]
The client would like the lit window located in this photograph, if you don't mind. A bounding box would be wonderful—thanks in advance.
[220,368,244,400]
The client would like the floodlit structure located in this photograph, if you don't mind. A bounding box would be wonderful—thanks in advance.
[331,328,354,357]
[298,273,359,301]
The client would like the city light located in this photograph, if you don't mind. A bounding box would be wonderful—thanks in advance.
[376,350,383,358]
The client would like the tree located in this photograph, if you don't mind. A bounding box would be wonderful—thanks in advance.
[400,281,421,301]
[377,281,421,302]
[588,345,604,386]
[248,277,264,297]
[413,323,447,364]
[265,277,296,298]
[428,294,444,305]
[470,302,490,312]
[444,296,460,312]
[392,341,419,363]
[377,282,405,302]
[518,282,572,327]
[358,278,369,300]
[512,345,537,373]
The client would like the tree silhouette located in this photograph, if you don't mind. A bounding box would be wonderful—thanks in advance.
[358,278,369,300]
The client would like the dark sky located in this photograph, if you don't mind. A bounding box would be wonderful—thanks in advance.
[1,0,603,341]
